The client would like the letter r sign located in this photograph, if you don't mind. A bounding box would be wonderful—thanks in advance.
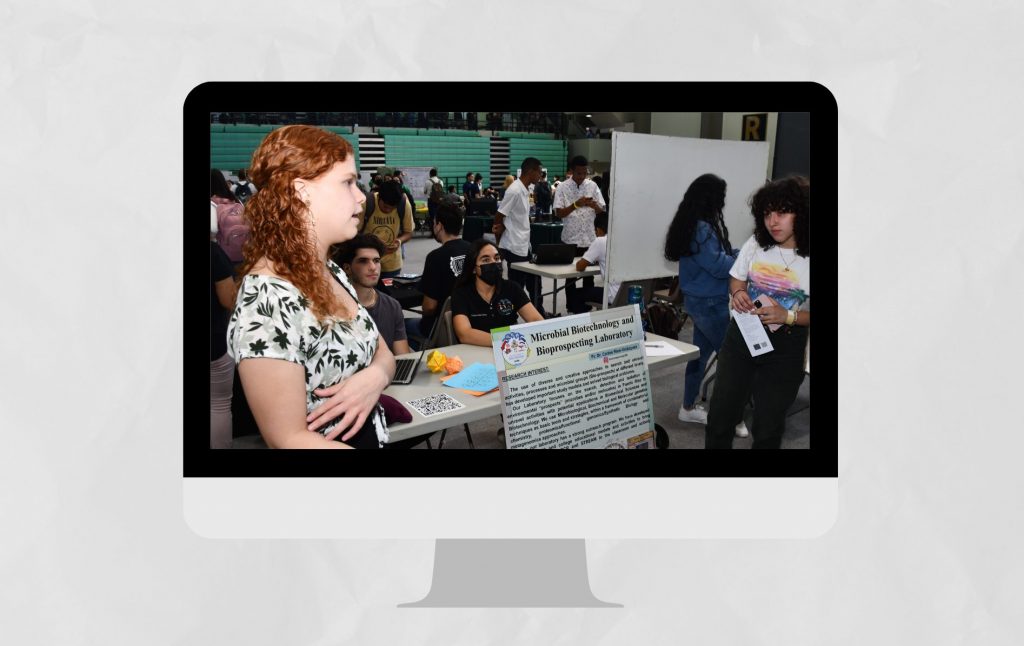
[742,113,767,141]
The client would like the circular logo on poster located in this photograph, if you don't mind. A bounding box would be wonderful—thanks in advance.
[500,331,530,366]
[604,442,626,449]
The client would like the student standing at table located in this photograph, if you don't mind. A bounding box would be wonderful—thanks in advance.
[228,125,396,449]
[704,176,811,449]
[554,155,606,314]
[664,174,748,437]
[451,240,544,347]
[492,157,546,316]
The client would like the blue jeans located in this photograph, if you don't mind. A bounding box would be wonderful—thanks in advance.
[682,294,731,408]
[402,317,422,351]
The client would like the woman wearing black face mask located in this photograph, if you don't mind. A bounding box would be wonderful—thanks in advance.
[451,240,544,346]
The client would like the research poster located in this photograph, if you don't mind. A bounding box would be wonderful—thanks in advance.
[490,306,656,449]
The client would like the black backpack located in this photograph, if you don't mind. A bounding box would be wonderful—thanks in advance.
[234,182,252,203]
[428,180,445,204]
[646,301,683,340]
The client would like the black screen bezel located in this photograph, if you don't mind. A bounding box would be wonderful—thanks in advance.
[186,81,837,478]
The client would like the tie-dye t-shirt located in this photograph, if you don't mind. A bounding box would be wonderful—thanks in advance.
[730,236,810,311]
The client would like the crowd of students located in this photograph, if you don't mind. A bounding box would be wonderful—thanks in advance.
[210,125,810,450]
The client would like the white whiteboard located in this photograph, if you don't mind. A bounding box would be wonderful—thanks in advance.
[606,132,770,284]
[394,166,433,202]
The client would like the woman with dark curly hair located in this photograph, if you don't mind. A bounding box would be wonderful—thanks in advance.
[227,125,396,449]
[704,176,810,449]
[664,174,746,437]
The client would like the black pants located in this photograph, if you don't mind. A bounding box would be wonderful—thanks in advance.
[564,245,596,313]
[705,320,808,449]
[425,200,437,230]
[504,250,545,315]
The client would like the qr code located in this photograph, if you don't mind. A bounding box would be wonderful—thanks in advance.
[754,343,763,350]
[407,393,464,418]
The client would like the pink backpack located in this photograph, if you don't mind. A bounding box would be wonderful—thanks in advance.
[214,199,249,262]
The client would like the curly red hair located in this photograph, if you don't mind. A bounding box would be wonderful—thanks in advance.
[240,125,354,322]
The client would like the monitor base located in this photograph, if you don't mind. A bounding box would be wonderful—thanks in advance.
[399,539,621,608]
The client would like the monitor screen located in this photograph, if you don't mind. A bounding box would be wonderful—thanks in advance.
[468,197,498,216]
[187,82,836,539]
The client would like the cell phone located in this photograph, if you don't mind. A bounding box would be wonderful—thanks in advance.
[753,295,781,332]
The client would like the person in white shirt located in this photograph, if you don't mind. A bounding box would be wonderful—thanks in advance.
[423,167,443,195]
[492,157,546,316]
[423,167,443,228]
[572,211,617,311]
[553,155,606,313]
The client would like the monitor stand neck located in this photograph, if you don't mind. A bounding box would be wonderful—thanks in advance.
[399,539,621,608]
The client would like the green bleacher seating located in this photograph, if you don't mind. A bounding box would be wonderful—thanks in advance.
[210,124,565,190]
[210,124,357,172]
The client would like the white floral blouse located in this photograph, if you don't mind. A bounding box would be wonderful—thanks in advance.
[227,261,388,446]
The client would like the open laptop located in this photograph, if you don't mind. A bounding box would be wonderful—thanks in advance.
[392,346,427,385]
[532,243,577,265]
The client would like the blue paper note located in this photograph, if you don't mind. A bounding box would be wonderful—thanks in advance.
[443,362,499,392]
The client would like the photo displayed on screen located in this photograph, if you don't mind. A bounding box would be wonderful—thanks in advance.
[194,84,832,478]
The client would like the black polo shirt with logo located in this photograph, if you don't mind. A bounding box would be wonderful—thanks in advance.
[451,279,530,335]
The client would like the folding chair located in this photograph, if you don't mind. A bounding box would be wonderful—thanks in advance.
[425,298,475,448]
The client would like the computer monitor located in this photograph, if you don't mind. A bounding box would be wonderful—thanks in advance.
[468,196,498,216]
[188,82,837,606]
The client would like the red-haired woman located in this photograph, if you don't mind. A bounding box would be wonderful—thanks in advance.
[227,125,396,448]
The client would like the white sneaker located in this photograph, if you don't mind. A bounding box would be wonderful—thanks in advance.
[677,404,708,424]
[735,421,750,438]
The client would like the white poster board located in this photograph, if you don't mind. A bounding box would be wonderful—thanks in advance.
[490,306,656,449]
[394,165,433,202]
[607,132,770,284]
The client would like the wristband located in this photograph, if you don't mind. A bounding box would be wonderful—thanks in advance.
[572,201,579,209]
[730,289,746,299]
[786,310,796,326]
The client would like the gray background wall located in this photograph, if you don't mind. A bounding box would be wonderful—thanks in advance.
[2,1,1023,645]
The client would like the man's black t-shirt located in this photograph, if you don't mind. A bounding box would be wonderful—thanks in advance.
[420,239,472,334]
[451,278,530,335]
[462,181,480,200]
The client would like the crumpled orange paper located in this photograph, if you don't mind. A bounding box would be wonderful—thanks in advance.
[444,356,464,375]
